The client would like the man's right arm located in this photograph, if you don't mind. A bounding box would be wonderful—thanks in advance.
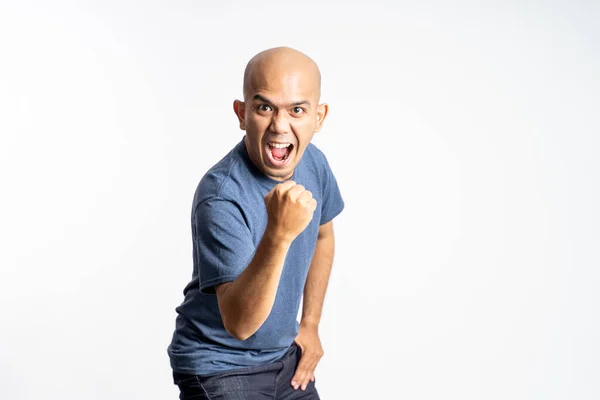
[214,180,316,341]
[215,228,291,340]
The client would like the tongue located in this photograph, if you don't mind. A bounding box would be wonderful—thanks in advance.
[271,146,287,160]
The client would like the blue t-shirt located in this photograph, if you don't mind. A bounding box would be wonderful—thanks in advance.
[167,136,345,375]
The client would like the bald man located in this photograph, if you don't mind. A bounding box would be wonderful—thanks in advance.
[167,47,344,400]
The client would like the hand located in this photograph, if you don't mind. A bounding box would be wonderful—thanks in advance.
[291,323,324,391]
[264,180,317,243]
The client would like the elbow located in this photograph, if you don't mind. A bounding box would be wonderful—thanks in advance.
[216,284,252,340]
[224,321,254,341]
[216,285,263,341]
[220,308,255,341]
[233,331,253,341]
[220,307,255,341]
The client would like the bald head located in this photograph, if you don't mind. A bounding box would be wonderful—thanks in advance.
[233,47,329,181]
[242,46,321,102]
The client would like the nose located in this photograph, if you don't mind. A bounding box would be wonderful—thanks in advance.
[269,111,291,134]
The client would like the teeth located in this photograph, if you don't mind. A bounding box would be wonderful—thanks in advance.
[269,142,291,149]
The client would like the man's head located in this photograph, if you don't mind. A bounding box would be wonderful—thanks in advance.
[233,46,328,181]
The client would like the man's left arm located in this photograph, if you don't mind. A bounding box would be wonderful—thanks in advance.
[291,220,335,391]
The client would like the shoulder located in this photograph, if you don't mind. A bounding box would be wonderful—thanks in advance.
[192,144,249,209]
[301,141,335,186]
[304,141,329,166]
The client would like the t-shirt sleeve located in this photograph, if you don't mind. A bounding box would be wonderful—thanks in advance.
[319,154,345,225]
[193,197,256,294]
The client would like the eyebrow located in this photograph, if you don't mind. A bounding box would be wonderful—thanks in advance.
[252,94,311,108]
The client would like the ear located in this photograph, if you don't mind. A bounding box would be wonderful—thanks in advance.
[315,103,329,132]
[233,100,246,130]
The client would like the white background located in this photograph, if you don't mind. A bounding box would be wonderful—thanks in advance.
[1,1,598,399]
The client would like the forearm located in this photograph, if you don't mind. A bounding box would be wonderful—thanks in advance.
[301,230,335,327]
[218,227,292,340]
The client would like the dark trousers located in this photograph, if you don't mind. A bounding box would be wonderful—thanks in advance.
[173,342,321,399]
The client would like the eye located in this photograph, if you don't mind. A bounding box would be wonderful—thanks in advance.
[258,104,272,112]
[292,106,305,115]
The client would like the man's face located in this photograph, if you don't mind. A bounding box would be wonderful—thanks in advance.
[234,68,327,181]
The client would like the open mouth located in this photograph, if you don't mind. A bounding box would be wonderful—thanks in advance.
[265,142,294,167]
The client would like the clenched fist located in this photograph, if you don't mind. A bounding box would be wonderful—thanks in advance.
[264,180,317,243]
